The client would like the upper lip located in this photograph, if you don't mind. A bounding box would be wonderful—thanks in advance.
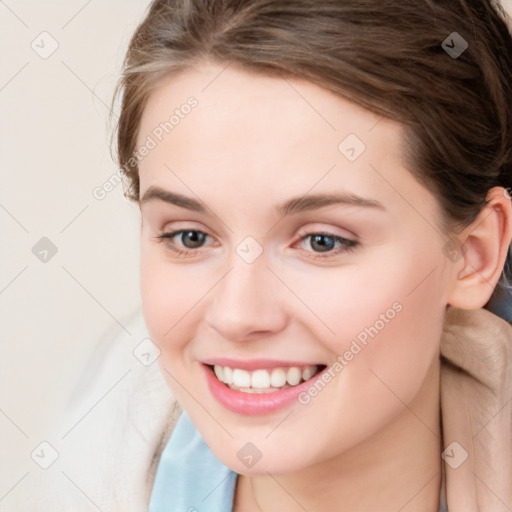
[201,358,325,371]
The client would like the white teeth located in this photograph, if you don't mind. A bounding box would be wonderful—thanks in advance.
[212,364,320,392]
[270,368,287,387]
[214,365,224,382]
[224,366,233,384]
[251,369,270,389]
[232,369,251,388]
[238,387,278,394]
[286,367,301,386]
[302,366,316,381]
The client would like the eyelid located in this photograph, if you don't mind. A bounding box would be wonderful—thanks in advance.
[295,222,357,240]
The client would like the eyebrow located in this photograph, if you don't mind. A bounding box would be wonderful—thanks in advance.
[140,186,385,215]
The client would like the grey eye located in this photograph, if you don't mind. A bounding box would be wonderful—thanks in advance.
[179,230,207,248]
[308,234,337,252]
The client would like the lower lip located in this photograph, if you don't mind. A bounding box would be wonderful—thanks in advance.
[203,364,322,416]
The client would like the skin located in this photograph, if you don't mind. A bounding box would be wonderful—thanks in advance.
[135,61,512,511]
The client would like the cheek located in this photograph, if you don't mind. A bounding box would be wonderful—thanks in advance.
[281,243,445,399]
[139,247,207,408]
[139,244,198,352]
[258,248,446,465]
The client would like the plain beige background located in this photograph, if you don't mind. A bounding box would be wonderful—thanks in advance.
[0,0,153,500]
[1,0,512,507]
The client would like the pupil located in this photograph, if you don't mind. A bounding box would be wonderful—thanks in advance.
[182,231,205,248]
[311,234,335,252]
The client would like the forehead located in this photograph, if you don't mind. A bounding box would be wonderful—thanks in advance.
[137,62,394,158]
[135,63,439,227]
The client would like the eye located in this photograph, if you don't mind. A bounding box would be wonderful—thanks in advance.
[155,229,212,257]
[155,228,360,260]
[297,231,359,259]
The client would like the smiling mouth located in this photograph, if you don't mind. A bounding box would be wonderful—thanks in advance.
[208,364,327,394]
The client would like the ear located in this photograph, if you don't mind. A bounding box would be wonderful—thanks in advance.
[447,186,512,309]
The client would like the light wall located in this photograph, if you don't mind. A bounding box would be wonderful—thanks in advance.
[1,0,153,490]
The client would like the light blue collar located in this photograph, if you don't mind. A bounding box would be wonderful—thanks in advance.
[149,411,447,511]
[148,411,237,511]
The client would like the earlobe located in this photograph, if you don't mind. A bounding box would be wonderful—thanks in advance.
[447,187,512,310]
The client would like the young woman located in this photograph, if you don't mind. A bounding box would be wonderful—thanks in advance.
[108,0,512,511]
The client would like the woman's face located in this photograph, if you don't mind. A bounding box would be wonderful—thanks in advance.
[137,62,455,474]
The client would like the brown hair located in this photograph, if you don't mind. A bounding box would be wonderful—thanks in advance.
[111,0,512,310]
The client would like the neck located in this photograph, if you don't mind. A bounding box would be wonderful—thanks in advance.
[235,357,442,512]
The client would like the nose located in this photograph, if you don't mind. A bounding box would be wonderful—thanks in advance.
[204,255,288,342]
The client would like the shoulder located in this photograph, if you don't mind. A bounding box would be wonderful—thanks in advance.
[19,308,182,511]
[440,306,512,509]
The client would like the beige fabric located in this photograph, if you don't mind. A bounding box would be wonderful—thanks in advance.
[6,306,511,511]
[440,307,512,511]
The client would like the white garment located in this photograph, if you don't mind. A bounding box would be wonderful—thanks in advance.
[3,309,181,512]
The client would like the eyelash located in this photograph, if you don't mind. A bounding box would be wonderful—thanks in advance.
[155,229,360,260]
